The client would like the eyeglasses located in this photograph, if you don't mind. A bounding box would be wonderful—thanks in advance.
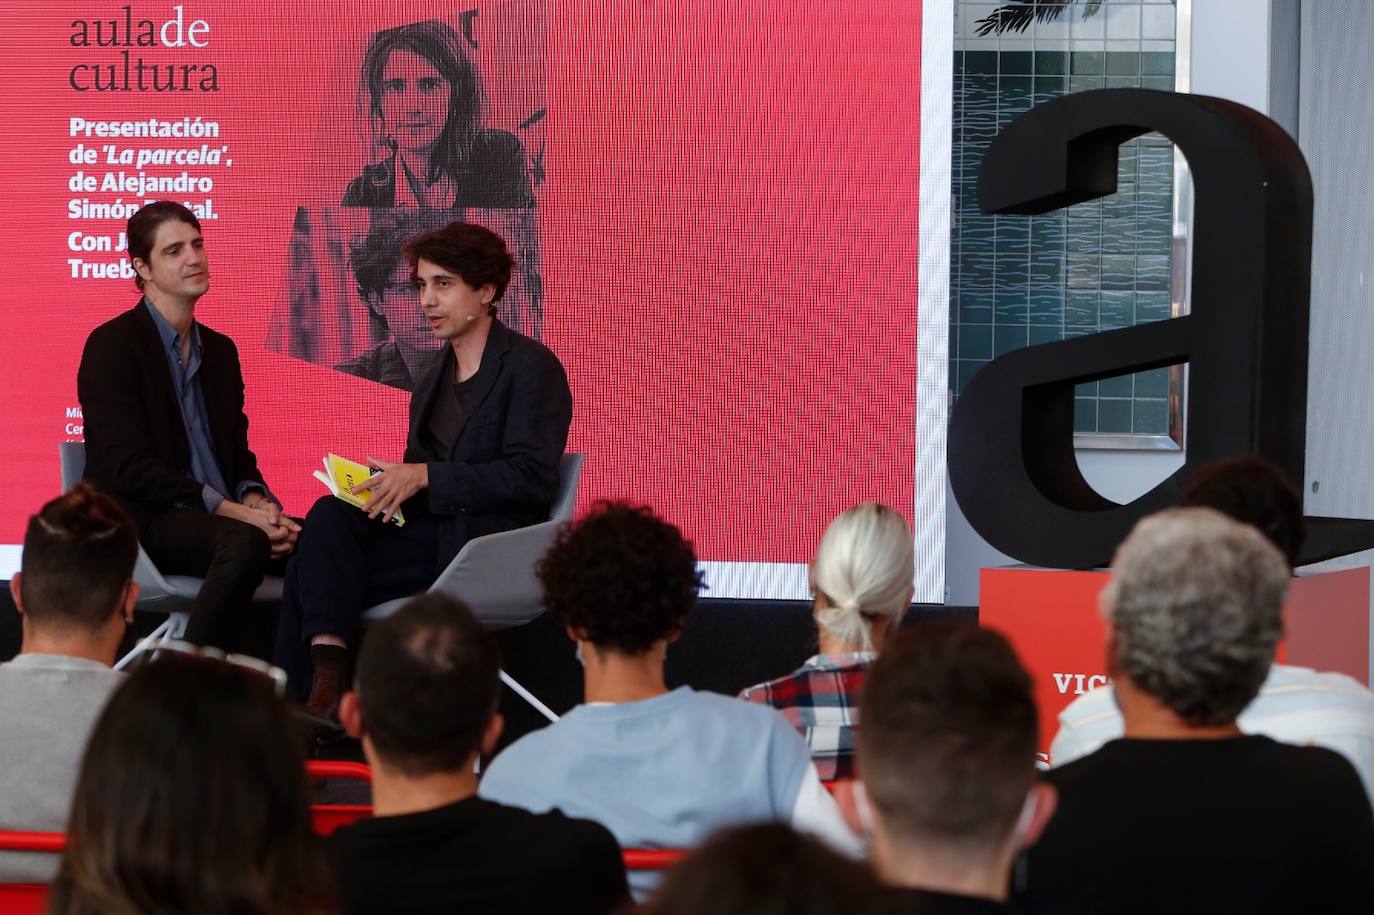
[149,639,289,698]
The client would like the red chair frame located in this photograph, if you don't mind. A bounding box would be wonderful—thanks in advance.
[0,832,61,915]
[305,760,374,836]
[0,833,62,854]
[305,760,372,783]
[3,758,714,914]
[621,848,687,870]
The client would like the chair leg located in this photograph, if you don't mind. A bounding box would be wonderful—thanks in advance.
[499,669,560,723]
[114,616,177,671]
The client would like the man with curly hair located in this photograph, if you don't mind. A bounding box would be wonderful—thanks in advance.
[1016,508,1374,914]
[478,502,861,898]
[280,221,571,723]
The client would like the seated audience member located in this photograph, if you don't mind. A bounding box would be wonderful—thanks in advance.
[327,593,628,914]
[739,502,914,780]
[1050,456,1374,801]
[1018,508,1374,915]
[47,654,334,915]
[858,623,1055,913]
[478,502,860,899]
[641,822,891,915]
[0,484,137,883]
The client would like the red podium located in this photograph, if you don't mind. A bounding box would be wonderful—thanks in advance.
[980,566,1371,760]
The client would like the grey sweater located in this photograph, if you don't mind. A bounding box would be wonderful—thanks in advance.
[0,654,122,882]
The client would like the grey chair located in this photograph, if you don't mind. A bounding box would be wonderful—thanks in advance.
[58,442,285,670]
[362,452,585,719]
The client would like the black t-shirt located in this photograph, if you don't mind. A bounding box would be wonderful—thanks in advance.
[423,360,488,459]
[324,796,629,915]
[1015,735,1374,915]
[888,887,1018,914]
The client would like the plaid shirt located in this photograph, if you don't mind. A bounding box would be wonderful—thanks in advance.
[739,653,875,781]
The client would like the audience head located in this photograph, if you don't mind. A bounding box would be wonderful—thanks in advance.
[403,221,514,308]
[49,655,333,915]
[1182,455,1305,568]
[538,501,704,655]
[811,502,914,652]
[1103,507,1290,727]
[13,483,138,647]
[641,823,892,915]
[858,623,1052,888]
[341,593,502,776]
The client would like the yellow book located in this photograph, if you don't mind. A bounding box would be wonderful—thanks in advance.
[312,453,406,526]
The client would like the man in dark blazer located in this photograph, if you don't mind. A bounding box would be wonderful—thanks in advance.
[281,221,572,719]
[77,201,299,658]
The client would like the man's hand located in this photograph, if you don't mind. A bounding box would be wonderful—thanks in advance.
[267,532,297,557]
[242,489,274,519]
[216,498,302,557]
[251,500,301,557]
[352,458,428,524]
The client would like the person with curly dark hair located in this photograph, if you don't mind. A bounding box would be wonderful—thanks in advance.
[479,502,861,899]
[279,221,570,725]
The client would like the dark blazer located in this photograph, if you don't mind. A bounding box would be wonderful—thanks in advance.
[405,319,572,571]
[77,302,268,531]
[341,129,535,209]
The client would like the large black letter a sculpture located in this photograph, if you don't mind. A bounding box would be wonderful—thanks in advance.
[948,89,1374,569]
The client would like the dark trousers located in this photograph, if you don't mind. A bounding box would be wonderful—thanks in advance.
[275,495,441,691]
[140,511,284,659]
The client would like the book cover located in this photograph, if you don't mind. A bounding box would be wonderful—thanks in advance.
[313,453,406,526]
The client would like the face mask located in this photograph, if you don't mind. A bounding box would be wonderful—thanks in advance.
[574,641,585,667]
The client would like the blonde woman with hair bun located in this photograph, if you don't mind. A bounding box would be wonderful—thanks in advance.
[739,502,914,780]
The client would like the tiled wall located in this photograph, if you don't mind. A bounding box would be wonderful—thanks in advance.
[951,1,1178,437]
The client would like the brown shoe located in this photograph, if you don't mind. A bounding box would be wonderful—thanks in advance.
[298,643,348,743]
[306,643,348,712]
[304,669,341,721]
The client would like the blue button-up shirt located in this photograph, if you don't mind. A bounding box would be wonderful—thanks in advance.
[144,300,268,512]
